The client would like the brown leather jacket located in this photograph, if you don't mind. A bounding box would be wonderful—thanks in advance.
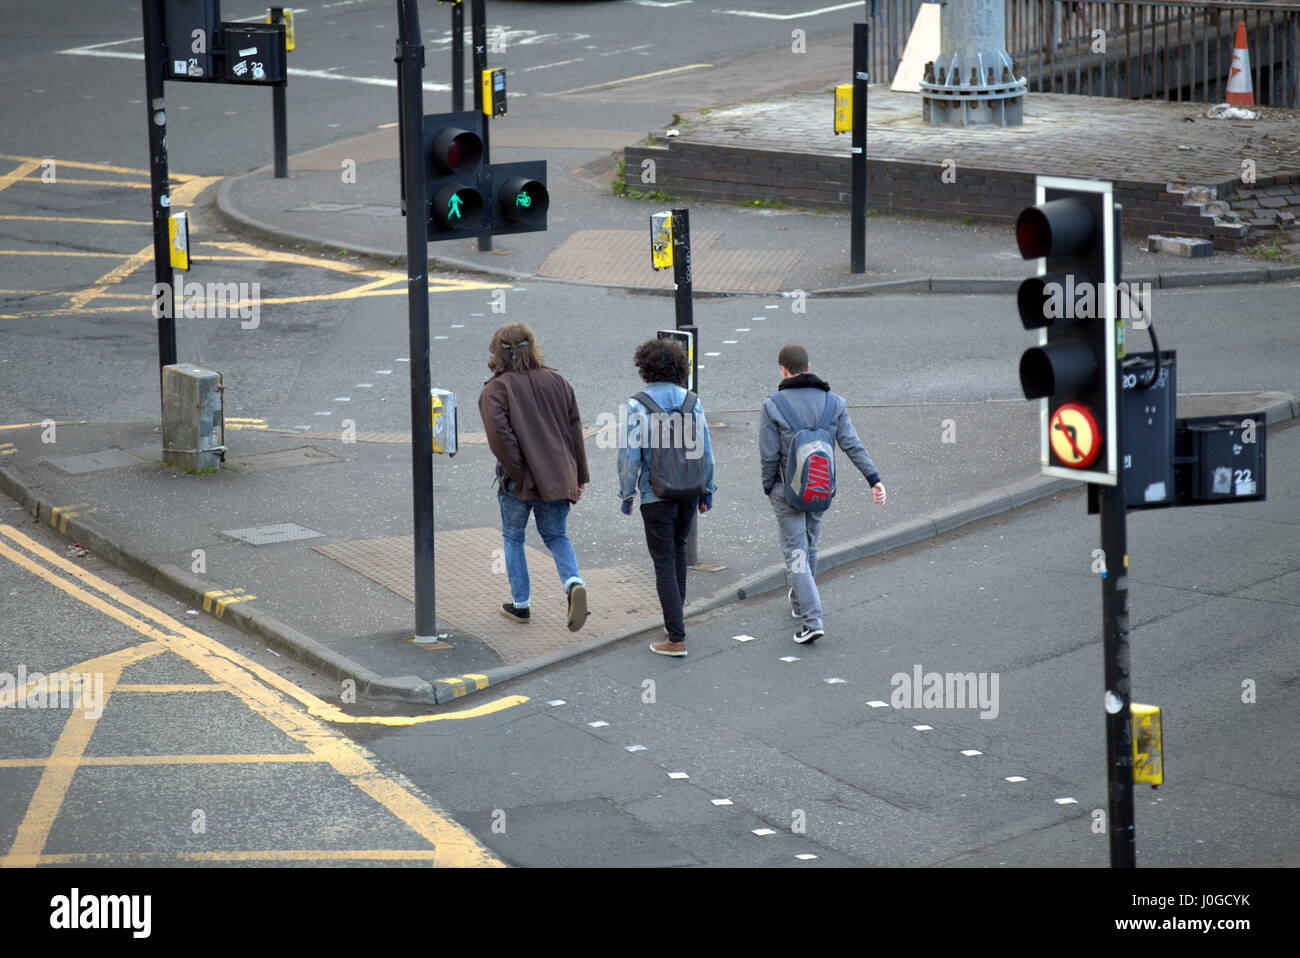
[479,366,589,502]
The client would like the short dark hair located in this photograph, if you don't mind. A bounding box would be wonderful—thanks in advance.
[634,339,689,386]
[779,344,809,374]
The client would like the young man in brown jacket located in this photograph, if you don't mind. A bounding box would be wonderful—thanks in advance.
[478,323,590,631]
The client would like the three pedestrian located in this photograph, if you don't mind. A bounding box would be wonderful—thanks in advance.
[617,338,716,657]
[479,322,590,632]
[759,344,886,644]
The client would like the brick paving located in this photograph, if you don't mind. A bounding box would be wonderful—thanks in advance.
[627,87,1300,249]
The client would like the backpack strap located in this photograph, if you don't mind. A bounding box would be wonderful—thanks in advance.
[633,391,663,414]
[769,391,808,432]
[680,391,698,415]
[815,393,837,432]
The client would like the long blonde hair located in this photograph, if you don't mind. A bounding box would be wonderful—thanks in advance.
[488,322,545,373]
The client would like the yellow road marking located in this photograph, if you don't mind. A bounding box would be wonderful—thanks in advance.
[48,503,95,534]
[0,154,196,179]
[5,177,151,189]
[0,526,508,866]
[0,159,44,196]
[547,63,713,96]
[38,849,441,864]
[0,753,322,769]
[65,243,153,309]
[2,642,161,868]
[0,214,150,226]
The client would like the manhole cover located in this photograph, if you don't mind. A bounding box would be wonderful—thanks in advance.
[222,522,325,546]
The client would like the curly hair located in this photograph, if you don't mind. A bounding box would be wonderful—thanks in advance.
[488,322,545,374]
[634,338,689,386]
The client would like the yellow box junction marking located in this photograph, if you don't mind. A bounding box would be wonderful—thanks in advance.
[0,524,522,867]
[0,442,15,456]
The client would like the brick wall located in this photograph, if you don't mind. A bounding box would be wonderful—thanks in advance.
[624,140,1282,251]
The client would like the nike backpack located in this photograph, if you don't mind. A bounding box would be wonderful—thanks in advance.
[770,392,837,512]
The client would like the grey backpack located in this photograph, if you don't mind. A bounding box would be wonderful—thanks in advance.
[632,391,708,500]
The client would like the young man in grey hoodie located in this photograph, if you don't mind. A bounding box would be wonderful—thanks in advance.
[759,344,886,644]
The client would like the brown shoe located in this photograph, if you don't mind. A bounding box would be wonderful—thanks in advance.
[650,640,687,657]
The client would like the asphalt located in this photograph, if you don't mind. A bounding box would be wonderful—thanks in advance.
[5,78,1299,710]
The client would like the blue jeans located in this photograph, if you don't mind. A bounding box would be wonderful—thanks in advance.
[498,494,584,607]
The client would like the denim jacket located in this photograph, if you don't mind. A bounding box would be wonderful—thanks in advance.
[617,382,717,505]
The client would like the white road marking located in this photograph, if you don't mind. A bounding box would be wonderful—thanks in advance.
[715,2,861,20]
[523,58,588,73]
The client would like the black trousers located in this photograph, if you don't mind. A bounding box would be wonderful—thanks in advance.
[639,498,698,642]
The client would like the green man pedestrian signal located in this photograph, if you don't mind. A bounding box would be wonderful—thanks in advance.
[1016,177,1121,485]
[488,161,548,236]
[424,111,486,238]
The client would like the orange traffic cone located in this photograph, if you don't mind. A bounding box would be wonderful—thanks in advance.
[1225,21,1254,106]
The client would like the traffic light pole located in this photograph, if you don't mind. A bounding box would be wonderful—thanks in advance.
[142,0,177,390]
[271,8,288,178]
[471,0,491,253]
[850,22,868,274]
[1099,230,1136,868]
[451,0,465,111]
[395,0,438,641]
[671,208,700,566]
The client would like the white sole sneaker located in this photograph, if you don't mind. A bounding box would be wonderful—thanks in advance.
[793,627,824,644]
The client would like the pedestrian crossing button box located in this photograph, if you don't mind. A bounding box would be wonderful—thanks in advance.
[222,23,286,84]
[165,0,222,80]
[430,389,458,456]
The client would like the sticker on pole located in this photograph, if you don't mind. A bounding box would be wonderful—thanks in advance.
[1049,401,1101,469]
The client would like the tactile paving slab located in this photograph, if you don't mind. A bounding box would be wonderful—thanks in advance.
[313,528,662,665]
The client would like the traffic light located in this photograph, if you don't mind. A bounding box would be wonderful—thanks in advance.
[1016,178,1121,485]
[488,161,548,236]
[424,111,487,238]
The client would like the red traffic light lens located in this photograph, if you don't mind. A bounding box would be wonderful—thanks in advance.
[1016,197,1096,260]
[431,127,483,174]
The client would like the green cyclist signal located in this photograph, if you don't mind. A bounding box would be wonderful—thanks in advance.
[516,191,532,208]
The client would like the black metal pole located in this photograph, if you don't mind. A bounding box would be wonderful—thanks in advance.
[396,0,438,640]
[452,0,465,111]
[671,208,698,566]
[271,8,288,179]
[1100,208,1135,868]
[142,0,176,393]
[471,0,491,252]
[850,21,869,273]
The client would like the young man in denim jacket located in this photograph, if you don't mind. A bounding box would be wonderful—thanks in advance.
[617,339,717,657]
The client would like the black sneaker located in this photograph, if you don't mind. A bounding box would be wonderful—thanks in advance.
[500,603,530,624]
[793,626,824,645]
[567,583,588,632]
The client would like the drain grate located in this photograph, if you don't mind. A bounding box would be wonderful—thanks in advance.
[223,522,325,546]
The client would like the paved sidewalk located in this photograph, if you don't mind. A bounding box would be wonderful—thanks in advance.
[2,391,1292,705]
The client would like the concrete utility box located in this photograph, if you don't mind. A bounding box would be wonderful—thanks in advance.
[162,364,226,472]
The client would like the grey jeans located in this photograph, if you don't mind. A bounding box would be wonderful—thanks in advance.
[769,483,825,630]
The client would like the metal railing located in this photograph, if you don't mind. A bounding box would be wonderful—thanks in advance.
[872,0,1300,106]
